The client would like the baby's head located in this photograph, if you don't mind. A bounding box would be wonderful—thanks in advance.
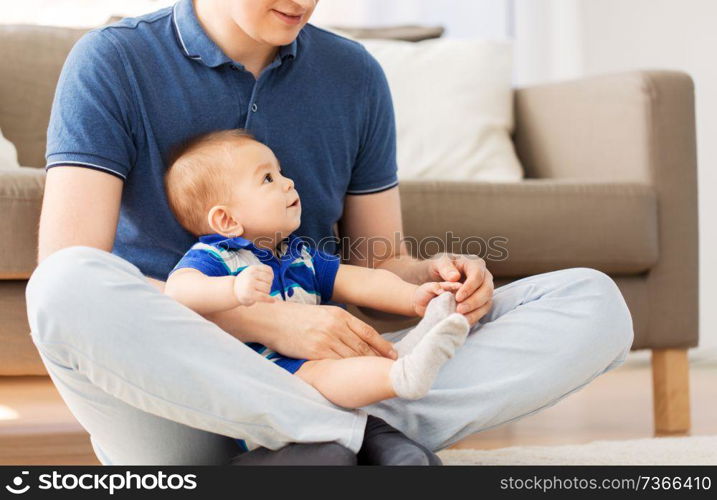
[165,129,301,244]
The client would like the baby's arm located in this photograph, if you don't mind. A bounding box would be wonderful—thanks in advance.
[165,266,275,316]
[331,264,458,317]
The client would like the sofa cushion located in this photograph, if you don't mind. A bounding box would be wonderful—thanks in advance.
[399,179,658,277]
[0,167,45,277]
[360,38,523,182]
[0,127,20,169]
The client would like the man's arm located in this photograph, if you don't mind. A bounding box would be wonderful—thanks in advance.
[338,187,438,320]
[38,168,123,263]
[338,187,431,283]
[338,186,494,326]
[37,167,171,294]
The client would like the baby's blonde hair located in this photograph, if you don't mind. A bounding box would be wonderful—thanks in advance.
[164,129,257,236]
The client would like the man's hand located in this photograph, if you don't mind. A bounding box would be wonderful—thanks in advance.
[427,253,494,326]
[411,281,461,317]
[268,303,398,361]
[233,265,276,307]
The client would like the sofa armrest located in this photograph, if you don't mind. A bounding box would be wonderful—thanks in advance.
[514,71,698,349]
[0,167,45,278]
[514,70,696,183]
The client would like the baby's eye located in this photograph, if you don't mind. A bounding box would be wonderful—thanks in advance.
[263,173,273,184]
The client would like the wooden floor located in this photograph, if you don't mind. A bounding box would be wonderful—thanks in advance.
[1,359,715,465]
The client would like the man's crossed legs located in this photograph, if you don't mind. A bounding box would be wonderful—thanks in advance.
[25,246,633,465]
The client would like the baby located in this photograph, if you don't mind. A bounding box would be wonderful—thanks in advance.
[163,129,470,424]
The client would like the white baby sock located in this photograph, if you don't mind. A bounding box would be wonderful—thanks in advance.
[389,312,470,400]
[393,291,459,357]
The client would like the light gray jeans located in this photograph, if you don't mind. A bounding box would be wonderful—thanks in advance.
[25,246,634,465]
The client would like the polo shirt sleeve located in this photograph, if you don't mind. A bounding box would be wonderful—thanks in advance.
[306,246,341,304]
[169,246,231,278]
[45,30,137,181]
[345,49,399,195]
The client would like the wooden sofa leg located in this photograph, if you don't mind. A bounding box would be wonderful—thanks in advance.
[651,348,691,436]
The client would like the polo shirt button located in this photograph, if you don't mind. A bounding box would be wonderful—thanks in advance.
[251,103,258,112]
[287,288,294,297]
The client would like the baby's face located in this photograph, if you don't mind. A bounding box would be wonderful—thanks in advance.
[219,141,301,241]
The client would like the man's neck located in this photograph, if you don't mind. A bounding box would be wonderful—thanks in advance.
[194,0,279,79]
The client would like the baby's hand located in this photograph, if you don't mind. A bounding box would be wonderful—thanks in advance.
[411,281,462,317]
[233,264,276,307]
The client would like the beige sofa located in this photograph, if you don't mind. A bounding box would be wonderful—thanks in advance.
[0,24,698,436]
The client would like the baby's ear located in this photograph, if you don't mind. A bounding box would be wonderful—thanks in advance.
[207,205,241,235]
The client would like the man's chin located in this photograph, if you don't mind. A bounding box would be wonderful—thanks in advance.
[260,26,304,47]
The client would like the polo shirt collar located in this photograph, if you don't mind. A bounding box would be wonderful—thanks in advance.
[199,233,305,261]
[172,0,298,69]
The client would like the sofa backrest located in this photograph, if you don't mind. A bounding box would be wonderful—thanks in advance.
[0,25,87,168]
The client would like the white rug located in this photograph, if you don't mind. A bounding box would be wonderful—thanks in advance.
[439,436,717,465]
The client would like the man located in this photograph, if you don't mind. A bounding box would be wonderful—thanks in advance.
[25,0,634,465]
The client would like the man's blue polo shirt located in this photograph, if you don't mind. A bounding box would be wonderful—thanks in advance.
[45,0,398,282]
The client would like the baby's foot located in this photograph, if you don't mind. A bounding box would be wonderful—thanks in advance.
[389,312,470,400]
[393,292,459,357]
